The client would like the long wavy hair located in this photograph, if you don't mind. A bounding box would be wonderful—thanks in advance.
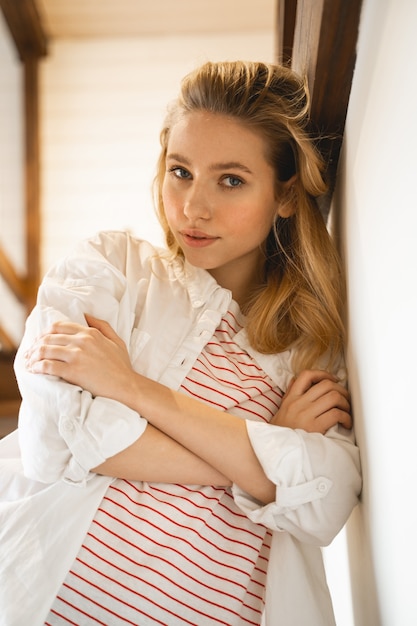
[153,60,345,373]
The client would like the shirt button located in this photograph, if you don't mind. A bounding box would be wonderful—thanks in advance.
[194,300,203,308]
[317,481,328,493]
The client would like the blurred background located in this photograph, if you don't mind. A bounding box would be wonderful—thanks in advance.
[2,2,417,624]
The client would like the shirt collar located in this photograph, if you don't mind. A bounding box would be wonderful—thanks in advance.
[171,256,232,310]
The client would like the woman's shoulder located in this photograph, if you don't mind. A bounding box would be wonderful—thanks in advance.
[44,230,174,286]
[85,230,164,257]
[72,230,172,271]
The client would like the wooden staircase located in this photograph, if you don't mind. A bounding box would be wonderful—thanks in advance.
[0,0,47,437]
[0,350,20,437]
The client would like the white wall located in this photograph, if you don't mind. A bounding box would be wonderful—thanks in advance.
[337,0,417,623]
[40,31,275,273]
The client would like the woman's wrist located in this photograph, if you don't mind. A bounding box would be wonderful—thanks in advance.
[120,370,157,417]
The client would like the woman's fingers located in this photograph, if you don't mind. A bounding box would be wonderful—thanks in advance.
[272,369,352,433]
[25,317,118,362]
[304,410,351,435]
[25,334,87,376]
[285,369,339,397]
[24,316,134,398]
[85,314,122,342]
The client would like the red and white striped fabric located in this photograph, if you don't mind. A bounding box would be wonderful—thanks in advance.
[46,303,282,625]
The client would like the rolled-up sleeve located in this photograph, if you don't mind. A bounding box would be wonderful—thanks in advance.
[14,232,148,485]
[232,421,361,546]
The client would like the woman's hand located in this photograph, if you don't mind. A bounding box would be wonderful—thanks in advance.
[271,369,352,434]
[25,315,134,400]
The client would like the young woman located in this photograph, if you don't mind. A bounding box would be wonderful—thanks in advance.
[0,61,361,625]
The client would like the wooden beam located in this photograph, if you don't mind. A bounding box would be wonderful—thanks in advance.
[0,0,46,310]
[287,0,362,213]
[25,57,42,309]
[0,325,17,352]
[276,0,297,65]
[291,0,362,134]
[0,350,19,394]
[0,246,26,304]
[0,0,48,60]
[0,414,19,437]
[0,52,41,311]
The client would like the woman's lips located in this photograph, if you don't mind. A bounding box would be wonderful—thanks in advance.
[180,230,219,248]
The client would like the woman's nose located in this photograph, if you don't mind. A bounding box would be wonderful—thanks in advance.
[183,183,212,221]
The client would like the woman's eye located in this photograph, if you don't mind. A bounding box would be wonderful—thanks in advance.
[222,175,244,188]
[169,166,191,180]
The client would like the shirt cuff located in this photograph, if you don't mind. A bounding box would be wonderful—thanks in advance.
[58,391,147,485]
[232,420,332,527]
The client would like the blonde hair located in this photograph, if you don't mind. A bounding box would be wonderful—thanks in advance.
[154,60,345,373]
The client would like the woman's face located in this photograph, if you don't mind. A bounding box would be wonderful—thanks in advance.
[162,111,289,303]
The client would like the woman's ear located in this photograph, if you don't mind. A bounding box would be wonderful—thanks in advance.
[276,175,297,218]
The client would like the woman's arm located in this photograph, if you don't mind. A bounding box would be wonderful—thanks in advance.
[93,424,230,486]
[25,318,275,501]
[18,315,230,487]
[14,233,159,484]
[26,317,352,503]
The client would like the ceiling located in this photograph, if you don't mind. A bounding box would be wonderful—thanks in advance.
[36,0,277,39]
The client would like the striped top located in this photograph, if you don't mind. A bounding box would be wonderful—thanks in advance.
[46,302,282,625]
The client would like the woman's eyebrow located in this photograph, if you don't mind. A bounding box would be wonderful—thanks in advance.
[166,152,190,164]
[210,162,253,174]
[166,153,253,174]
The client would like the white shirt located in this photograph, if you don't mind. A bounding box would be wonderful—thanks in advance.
[0,231,362,626]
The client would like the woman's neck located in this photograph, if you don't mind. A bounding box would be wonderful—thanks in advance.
[208,258,263,312]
